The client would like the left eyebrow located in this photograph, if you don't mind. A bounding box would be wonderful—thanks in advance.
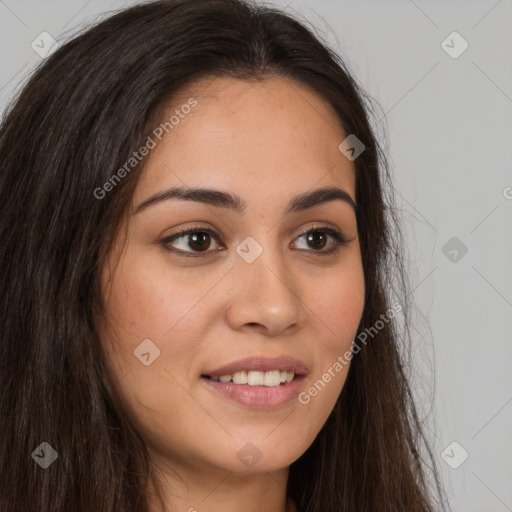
[133,185,357,216]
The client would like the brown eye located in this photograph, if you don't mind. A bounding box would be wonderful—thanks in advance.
[292,227,349,255]
[304,231,328,250]
[160,225,349,258]
[186,232,212,251]
[160,227,223,257]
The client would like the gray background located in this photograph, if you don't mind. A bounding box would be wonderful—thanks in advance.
[1,1,511,511]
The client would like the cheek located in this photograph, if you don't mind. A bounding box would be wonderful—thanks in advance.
[297,263,364,427]
[99,251,230,394]
[102,251,214,341]
[309,259,365,347]
[98,256,215,452]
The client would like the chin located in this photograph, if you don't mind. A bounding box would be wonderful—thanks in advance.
[205,434,309,474]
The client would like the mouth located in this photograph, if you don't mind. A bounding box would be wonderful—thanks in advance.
[200,355,308,408]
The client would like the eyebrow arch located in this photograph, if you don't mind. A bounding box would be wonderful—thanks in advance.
[133,185,357,216]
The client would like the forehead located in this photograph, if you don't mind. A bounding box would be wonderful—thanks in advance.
[132,76,356,210]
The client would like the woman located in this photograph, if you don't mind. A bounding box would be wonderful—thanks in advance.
[0,0,449,511]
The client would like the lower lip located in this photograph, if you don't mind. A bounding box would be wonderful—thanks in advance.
[200,375,306,408]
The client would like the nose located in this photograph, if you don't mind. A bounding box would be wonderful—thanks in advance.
[225,243,306,336]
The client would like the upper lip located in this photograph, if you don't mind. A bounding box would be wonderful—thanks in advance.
[202,355,309,378]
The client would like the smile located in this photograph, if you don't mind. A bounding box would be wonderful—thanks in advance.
[206,369,295,386]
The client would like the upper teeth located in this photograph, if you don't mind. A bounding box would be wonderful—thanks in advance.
[211,370,294,386]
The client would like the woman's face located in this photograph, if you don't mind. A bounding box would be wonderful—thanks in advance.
[99,76,365,477]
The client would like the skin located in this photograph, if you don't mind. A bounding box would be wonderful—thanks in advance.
[98,75,365,512]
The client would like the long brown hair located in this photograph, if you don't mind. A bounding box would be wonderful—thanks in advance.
[0,0,449,510]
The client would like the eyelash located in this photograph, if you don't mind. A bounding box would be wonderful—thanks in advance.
[159,224,350,258]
